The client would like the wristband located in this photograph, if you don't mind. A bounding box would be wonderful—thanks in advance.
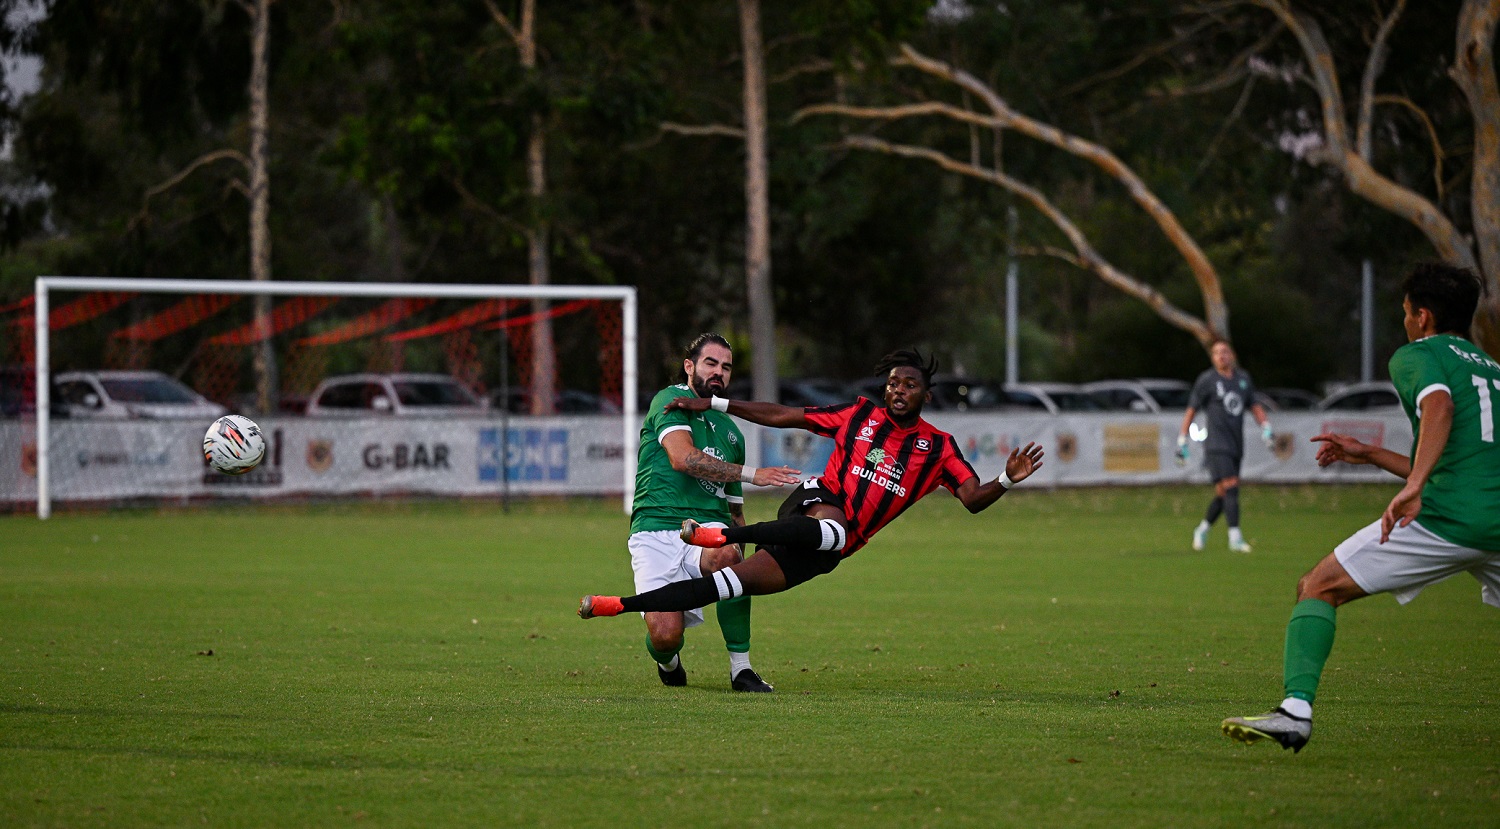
[710,396,729,412]
[997,471,1015,490]
[740,465,758,484]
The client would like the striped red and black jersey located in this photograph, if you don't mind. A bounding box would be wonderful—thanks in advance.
[802,396,978,556]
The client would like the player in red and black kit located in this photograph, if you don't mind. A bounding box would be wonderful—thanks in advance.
[578,348,1045,620]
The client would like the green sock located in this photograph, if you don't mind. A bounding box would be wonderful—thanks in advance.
[1283,598,1337,703]
[716,595,752,654]
[645,634,682,666]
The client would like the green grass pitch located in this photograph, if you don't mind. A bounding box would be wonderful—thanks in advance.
[2,485,1497,827]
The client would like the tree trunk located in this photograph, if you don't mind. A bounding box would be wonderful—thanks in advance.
[740,0,777,403]
[518,0,555,414]
[248,0,276,412]
[1452,0,1500,356]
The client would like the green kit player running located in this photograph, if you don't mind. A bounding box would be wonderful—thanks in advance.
[1222,263,1500,752]
[628,333,800,692]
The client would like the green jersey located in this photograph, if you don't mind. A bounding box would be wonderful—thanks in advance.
[1388,334,1500,550]
[630,384,745,534]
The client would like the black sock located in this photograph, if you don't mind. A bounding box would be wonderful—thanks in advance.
[1224,486,1240,527]
[620,572,739,614]
[724,515,819,549]
[1204,497,1224,525]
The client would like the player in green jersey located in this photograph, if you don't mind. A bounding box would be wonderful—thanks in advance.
[628,333,801,691]
[1222,263,1500,752]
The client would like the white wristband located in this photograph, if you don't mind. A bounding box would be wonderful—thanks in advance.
[997,471,1015,490]
[710,396,729,412]
[740,465,757,484]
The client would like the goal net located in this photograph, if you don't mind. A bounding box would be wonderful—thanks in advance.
[4,278,637,518]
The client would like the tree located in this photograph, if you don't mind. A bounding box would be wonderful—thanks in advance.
[1246,0,1500,356]
[798,41,1232,349]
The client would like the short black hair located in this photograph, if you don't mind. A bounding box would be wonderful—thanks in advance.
[685,333,732,362]
[1403,263,1482,335]
[874,347,938,388]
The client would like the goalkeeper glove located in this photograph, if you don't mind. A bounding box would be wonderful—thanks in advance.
[1261,422,1275,447]
[1174,435,1190,467]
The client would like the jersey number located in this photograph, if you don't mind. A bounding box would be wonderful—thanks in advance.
[1471,375,1500,442]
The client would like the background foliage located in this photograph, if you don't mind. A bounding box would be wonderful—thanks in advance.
[0,1,1479,388]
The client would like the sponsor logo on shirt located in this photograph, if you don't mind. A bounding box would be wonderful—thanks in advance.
[859,446,908,496]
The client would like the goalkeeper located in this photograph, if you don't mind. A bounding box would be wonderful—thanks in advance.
[1175,339,1272,553]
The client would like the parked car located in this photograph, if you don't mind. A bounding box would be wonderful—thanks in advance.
[305,373,487,416]
[492,387,623,414]
[1258,387,1320,411]
[1318,381,1401,412]
[928,375,1008,411]
[1083,378,1191,413]
[1003,382,1102,415]
[52,370,227,420]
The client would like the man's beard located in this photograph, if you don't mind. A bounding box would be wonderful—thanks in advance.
[691,371,725,398]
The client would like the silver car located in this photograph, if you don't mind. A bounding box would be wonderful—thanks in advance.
[52,370,227,420]
[305,373,488,416]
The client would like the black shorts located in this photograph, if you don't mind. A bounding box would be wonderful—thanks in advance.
[758,480,846,589]
[1205,452,1241,483]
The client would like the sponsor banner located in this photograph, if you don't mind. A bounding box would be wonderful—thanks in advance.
[0,411,1413,505]
[0,415,628,503]
[750,411,1411,489]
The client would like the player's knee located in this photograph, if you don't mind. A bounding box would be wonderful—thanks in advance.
[699,544,743,573]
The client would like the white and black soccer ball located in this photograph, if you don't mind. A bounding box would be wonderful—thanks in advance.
[203,414,266,475]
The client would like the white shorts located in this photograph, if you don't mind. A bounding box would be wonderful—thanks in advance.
[1334,519,1500,607]
[627,523,726,627]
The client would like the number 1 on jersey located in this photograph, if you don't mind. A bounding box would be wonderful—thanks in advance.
[1472,374,1500,442]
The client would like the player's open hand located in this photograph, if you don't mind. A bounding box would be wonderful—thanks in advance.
[665,397,711,414]
[1380,484,1422,543]
[752,466,802,487]
[1005,442,1045,484]
[1311,432,1372,467]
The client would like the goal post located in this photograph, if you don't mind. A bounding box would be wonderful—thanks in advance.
[30,276,638,519]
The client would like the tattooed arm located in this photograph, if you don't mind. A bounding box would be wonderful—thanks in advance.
[660,430,800,486]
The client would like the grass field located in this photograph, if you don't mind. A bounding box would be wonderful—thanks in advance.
[2,485,1497,827]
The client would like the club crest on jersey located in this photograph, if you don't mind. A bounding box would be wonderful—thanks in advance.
[914,438,931,452]
[697,447,729,498]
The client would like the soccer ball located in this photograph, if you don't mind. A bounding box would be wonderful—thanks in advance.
[203,414,266,475]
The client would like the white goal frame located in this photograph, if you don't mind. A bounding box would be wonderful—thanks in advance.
[32,276,638,519]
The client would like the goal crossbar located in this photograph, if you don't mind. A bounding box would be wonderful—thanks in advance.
[33,276,639,518]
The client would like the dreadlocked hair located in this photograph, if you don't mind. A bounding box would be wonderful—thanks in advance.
[874,348,938,388]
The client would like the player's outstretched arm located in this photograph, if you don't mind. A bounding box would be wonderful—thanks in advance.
[1311,432,1411,478]
[665,396,810,429]
[955,442,1045,513]
[660,430,801,487]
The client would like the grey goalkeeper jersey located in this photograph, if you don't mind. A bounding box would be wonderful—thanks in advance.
[1189,368,1257,457]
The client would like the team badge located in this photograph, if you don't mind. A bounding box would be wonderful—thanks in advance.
[1056,432,1077,463]
[914,438,931,452]
[306,440,333,473]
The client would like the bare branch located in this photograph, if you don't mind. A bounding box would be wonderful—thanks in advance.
[770,59,836,85]
[1055,16,1218,99]
[660,121,747,139]
[1014,245,1085,270]
[481,0,522,46]
[1256,0,1475,269]
[1373,93,1446,200]
[129,149,252,233]
[841,134,1215,345]
[1149,23,1283,99]
[448,176,527,236]
[1357,0,1406,160]
[888,43,1228,335]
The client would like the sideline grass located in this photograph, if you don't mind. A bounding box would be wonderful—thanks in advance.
[2,486,1497,827]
